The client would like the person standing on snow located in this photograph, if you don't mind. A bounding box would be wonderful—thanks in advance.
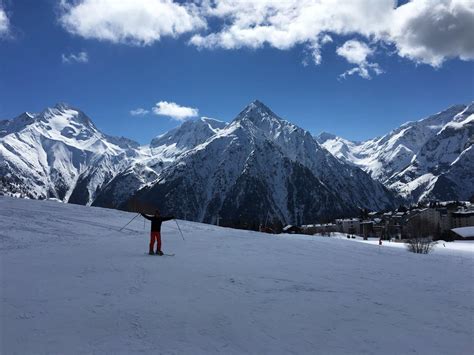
[141,210,175,255]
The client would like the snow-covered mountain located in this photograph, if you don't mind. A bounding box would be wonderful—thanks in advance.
[126,101,396,226]
[14,100,474,225]
[317,103,474,203]
[92,117,227,208]
[0,103,143,204]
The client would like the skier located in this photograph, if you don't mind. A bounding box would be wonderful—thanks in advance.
[141,210,175,255]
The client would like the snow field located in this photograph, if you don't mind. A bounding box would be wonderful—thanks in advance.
[1,197,473,354]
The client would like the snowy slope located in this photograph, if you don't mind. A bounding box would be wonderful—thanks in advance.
[1,197,472,354]
[0,104,142,204]
[128,101,395,226]
[317,103,474,202]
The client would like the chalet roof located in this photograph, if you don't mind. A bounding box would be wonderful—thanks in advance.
[452,210,474,216]
[451,227,474,238]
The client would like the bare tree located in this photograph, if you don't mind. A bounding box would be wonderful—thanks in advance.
[405,217,437,254]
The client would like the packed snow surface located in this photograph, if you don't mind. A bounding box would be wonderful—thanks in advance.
[1,197,473,354]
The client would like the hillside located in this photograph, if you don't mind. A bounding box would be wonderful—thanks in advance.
[1,197,472,354]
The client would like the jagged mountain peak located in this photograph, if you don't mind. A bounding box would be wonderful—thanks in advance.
[17,111,37,120]
[416,104,466,125]
[231,100,304,143]
[249,99,271,109]
[54,102,75,110]
[150,116,226,150]
[460,101,474,116]
[0,112,38,137]
[183,116,226,130]
[39,103,95,128]
[200,116,227,129]
[316,132,337,143]
[235,100,281,124]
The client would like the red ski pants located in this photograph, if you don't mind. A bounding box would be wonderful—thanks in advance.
[150,232,162,251]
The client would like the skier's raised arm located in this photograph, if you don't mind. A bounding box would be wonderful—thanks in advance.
[141,213,154,221]
[159,215,175,222]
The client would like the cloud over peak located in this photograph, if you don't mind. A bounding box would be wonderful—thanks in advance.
[153,101,198,121]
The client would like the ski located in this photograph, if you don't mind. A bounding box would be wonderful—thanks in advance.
[144,253,175,256]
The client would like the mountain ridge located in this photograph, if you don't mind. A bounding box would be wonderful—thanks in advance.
[122,101,396,226]
[317,102,474,203]
[1,100,471,226]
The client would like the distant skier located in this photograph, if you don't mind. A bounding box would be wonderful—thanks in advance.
[141,210,175,255]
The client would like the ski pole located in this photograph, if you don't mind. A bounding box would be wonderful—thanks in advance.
[174,219,185,241]
[119,213,140,232]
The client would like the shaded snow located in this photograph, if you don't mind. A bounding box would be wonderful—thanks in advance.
[1,197,472,354]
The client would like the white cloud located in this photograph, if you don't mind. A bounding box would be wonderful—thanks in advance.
[336,40,373,65]
[336,39,383,79]
[59,0,206,46]
[62,51,89,64]
[390,0,474,67]
[189,0,394,51]
[56,0,474,76]
[130,108,150,116]
[189,0,474,73]
[0,6,10,36]
[339,62,384,80]
[152,101,198,121]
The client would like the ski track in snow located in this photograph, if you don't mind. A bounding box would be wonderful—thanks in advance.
[1,197,473,354]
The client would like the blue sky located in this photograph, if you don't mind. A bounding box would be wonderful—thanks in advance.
[0,0,473,144]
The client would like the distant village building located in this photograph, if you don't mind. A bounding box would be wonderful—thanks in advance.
[301,223,337,235]
[296,201,473,241]
[451,210,474,228]
[282,225,301,234]
[359,221,374,238]
[335,218,360,234]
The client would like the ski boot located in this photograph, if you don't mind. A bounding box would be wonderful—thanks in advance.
[156,250,164,256]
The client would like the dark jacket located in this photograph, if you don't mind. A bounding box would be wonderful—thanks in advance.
[141,213,174,232]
